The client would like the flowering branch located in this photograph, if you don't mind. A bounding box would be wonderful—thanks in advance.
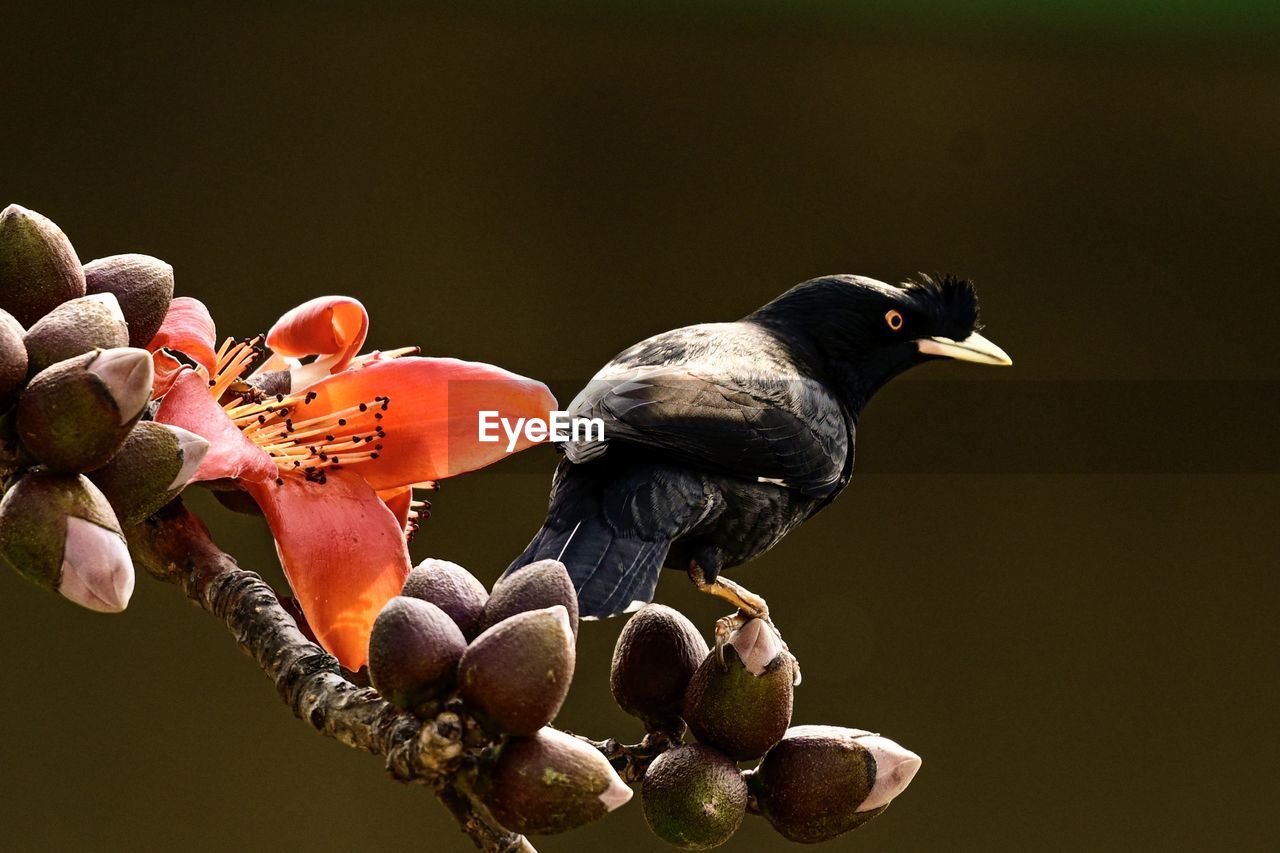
[2,203,925,851]
[126,500,534,853]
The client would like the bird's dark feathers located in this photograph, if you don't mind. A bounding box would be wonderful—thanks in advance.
[561,323,849,498]
[509,272,992,619]
[901,272,981,341]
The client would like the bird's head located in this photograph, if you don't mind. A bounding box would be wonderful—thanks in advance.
[746,273,1011,412]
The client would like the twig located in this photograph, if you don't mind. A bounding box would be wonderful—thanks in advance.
[571,729,682,784]
[126,499,532,853]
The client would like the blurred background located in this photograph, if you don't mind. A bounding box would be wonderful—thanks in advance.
[2,2,1277,850]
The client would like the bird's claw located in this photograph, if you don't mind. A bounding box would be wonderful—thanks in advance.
[713,609,789,667]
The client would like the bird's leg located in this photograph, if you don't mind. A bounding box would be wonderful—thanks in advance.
[688,561,781,664]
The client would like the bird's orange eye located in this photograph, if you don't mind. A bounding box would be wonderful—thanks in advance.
[885,309,904,331]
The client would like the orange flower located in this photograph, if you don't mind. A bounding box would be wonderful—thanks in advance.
[147,296,556,669]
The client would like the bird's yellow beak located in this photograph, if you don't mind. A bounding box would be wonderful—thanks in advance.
[917,332,1012,366]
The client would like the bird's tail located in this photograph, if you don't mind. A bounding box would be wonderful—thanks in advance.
[505,517,669,619]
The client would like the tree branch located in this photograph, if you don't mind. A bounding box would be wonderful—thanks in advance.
[127,500,533,853]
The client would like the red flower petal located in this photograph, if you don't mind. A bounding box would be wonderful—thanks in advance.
[266,296,369,374]
[305,357,558,490]
[247,469,411,670]
[151,349,190,399]
[153,370,276,483]
[147,297,217,375]
[378,486,413,531]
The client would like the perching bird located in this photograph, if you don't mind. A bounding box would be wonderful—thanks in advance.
[506,274,1010,637]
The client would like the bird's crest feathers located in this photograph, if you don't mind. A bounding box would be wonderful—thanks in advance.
[900,273,981,339]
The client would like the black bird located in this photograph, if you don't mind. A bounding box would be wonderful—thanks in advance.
[506,274,1010,639]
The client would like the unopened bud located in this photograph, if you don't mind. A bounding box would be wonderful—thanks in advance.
[611,604,708,731]
[16,348,153,472]
[367,596,467,713]
[0,472,134,612]
[727,617,785,677]
[459,605,575,735]
[642,744,746,850]
[484,559,579,637]
[401,558,489,640]
[749,725,922,843]
[23,292,129,375]
[84,254,175,347]
[88,347,153,423]
[0,204,86,326]
[58,516,135,612]
[683,622,796,761]
[0,308,26,406]
[478,727,633,835]
[90,422,209,525]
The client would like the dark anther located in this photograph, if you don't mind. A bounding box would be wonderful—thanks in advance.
[275,477,284,486]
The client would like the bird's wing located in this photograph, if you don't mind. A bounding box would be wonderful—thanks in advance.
[563,366,849,498]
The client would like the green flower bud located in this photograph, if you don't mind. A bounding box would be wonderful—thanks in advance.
[23,293,129,375]
[0,308,27,407]
[16,347,153,472]
[748,725,921,843]
[401,558,489,640]
[611,604,708,731]
[641,744,746,850]
[89,422,209,525]
[459,605,575,735]
[683,620,796,761]
[478,727,633,835]
[83,254,175,348]
[0,472,134,612]
[0,204,86,327]
[483,559,579,637]
[367,596,467,712]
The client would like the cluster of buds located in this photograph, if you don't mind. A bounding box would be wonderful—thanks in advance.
[0,204,207,613]
[366,558,632,835]
[611,606,922,848]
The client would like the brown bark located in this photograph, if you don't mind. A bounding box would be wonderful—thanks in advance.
[127,500,534,853]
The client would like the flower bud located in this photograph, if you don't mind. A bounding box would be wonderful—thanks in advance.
[16,347,153,472]
[367,596,467,712]
[611,604,708,731]
[642,744,746,850]
[0,204,86,326]
[89,422,209,525]
[478,727,633,835]
[483,558,579,637]
[459,605,575,735]
[23,293,129,375]
[0,472,134,612]
[0,308,27,407]
[401,558,489,640]
[84,254,175,347]
[682,620,796,761]
[748,725,922,843]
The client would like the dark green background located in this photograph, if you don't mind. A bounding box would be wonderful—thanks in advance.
[2,3,1276,851]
